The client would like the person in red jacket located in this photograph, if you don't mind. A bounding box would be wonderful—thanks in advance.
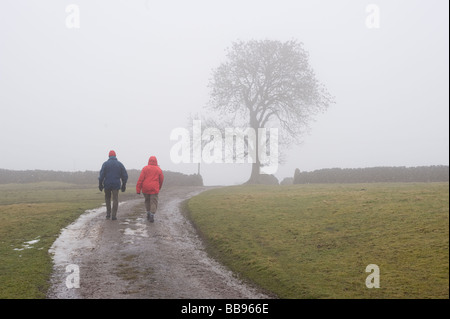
[136,156,164,222]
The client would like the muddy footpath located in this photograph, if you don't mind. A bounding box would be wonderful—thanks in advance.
[47,186,271,299]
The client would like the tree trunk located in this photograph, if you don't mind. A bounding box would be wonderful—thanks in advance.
[246,110,261,184]
[247,161,261,184]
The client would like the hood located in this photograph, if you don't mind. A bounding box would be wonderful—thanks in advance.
[148,156,158,166]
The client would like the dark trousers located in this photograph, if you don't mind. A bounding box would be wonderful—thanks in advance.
[105,189,119,218]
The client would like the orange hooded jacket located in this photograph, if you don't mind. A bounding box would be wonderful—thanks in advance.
[136,156,164,195]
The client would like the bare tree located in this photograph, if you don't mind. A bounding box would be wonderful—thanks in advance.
[208,39,334,183]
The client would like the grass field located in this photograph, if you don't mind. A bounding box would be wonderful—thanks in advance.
[0,182,136,299]
[1,181,448,299]
[187,183,449,298]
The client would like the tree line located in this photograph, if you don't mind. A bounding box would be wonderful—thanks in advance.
[292,166,449,184]
[0,169,203,186]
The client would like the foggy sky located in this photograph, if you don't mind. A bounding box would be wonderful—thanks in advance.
[0,0,448,185]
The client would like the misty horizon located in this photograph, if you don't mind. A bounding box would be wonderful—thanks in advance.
[1,1,448,186]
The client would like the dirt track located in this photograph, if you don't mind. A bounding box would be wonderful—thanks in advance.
[47,186,270,299]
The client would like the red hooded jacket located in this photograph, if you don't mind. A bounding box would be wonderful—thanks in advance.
[136,156,164,195]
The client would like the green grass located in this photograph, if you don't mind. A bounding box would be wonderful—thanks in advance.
[0,182,135,299]
[187,183,449,299]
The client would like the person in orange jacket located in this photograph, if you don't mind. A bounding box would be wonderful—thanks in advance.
[136,156,164,222]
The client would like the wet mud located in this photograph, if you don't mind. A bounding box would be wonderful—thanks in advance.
[47,186,270,299]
